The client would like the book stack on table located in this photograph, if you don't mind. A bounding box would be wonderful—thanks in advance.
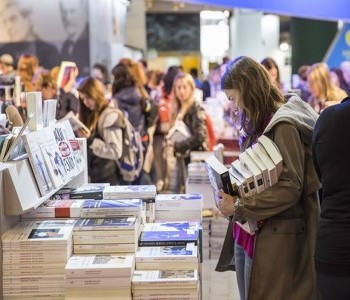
[65,254,135,300]
[73,217,140,255]
[2,220,75,300]
[103,185,157,223]
[155,193,203,223]
[132,269,199,300]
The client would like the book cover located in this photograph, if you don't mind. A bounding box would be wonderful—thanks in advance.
[35,127,71,188]
[65,254,135,278]
[81,199,142,214]
[239,151,265,194]
[73,243,135,254]
[103,185,157,200]
[43,99,57,127]
[166,120,192,144]
[246,147,270,189]
[139,222,199,247]
[52,122,79,178]
[258,135,283,178]
[252,143,278,186]
[155,194,203,211]
[74,217,137,231]
[22,131,55,196]
[58,111,90,137]
[57,61,77,90]
[70,183,109,200]
[205,155,238,208]
[26,91,43,131]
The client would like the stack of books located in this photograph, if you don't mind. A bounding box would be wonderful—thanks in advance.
[135,243,198,271]
[205,134,283,201]
[73,217,140,255]
[2,220,75,299]
[155,193,203,223]
[103,185,157,223]
[132,269,199,299]
[65,254,135,300]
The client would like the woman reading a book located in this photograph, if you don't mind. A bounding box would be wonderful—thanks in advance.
[216,56,320,300]
[77,77,123,184]
[167,72,208,193]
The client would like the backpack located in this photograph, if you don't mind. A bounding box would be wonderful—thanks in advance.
[98,107,144,182]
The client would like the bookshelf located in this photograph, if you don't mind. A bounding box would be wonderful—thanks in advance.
[0,138,87,300]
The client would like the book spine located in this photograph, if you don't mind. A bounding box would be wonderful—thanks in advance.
[65,277,130,288]
[70,192,103,200]
[138,240,196,247]
[73,235,136,244]
[65,268,130,279]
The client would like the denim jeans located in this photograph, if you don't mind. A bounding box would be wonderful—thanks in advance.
[234,243,253,300]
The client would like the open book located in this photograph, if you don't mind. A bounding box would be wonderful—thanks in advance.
[58,111,90,137]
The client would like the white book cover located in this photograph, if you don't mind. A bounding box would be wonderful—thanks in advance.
[26,91,43,131]
[36,127,71,188]
[132,270,198,288]
[239,151,265,194]
[81,199,143,212]
[103,185,157,199]
[73,243,136,254]
[58,119,85,173]
[22,131,55,196]
[73,233,136,245]
[258,135,283,178]
[43,99,57,127]
[65,276,131,288]
[231,159,256,196]
[65,254,135,278]
[52,122,79,177]
[246,147,270,189]
[155,194,203,211]
[252,143,278,186]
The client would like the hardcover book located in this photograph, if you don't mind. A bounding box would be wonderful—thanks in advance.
[246,147,270,189]
[205,155,238,208]
[65,254,135,278]
[231,159,256,196]
[258,135,283,177]
[22,131,55,196]
[239,151,265,194]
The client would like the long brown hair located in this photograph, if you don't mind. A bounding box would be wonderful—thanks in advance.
[77,77,108,133]
[221,56,284,138]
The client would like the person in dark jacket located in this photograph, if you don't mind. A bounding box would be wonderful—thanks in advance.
[312,96,350,300]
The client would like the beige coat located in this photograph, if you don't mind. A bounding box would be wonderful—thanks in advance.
[216,96,321,300]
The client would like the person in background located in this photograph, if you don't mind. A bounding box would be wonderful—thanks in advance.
[340,60,350,95]
[307,62,347,113]
[330,67,350,95]
[296,64,312,101]
[312,96,350,300]
[201,64,221,101]
[37,73,79,120]
[91,63,109,86]
[77,77,123,184]
[169,72,208,192]
[0,54,15,76]
[0,0,59,69]
[190,67,202,89]
[59,0,90,76]
[217,56,320,300]
[261,57,284,92]
[17,54,42,92]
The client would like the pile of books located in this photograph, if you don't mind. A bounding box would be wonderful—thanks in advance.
[65,254,135,300]
[155,193,203,223]
[103,185,157,223]
[205,135,283,203]
[132,269,199,299]
[2,220,75,299]
[73,217,140,255]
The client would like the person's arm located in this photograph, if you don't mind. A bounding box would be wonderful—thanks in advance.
[218,123,304,220]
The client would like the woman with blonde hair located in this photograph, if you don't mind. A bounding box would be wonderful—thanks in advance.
[77,77,123,184]
[307,62,347,113]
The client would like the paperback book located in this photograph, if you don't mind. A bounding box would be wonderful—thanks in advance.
[74,217,138,231]
[58,110,90,137]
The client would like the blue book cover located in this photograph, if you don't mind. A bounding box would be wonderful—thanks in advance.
[74,217,136,231]
[82,199,142,209]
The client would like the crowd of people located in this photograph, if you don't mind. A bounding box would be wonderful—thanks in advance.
[0,48,349,299]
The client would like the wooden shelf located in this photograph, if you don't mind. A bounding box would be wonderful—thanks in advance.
[3,158,85,215]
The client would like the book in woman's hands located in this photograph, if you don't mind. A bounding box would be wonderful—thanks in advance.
[58,111,90,137]
[205,155,238,209]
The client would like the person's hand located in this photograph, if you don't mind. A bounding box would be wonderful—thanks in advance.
[217,190,236,217]
[75,128,90,139]
[0,125,10,135]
